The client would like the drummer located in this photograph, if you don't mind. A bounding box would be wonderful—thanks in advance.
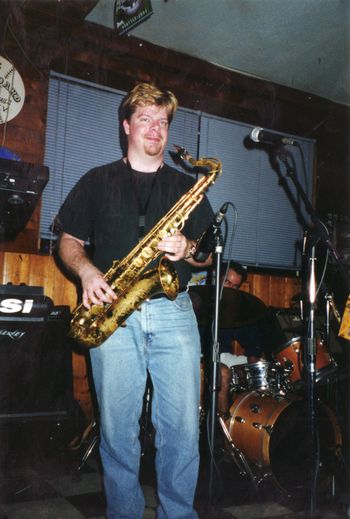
[215,261,284,418]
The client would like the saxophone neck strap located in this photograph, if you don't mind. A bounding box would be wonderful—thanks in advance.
[126,159,162,240]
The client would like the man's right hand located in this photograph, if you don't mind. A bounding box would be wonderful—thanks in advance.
[58,232,117,309]
[80,266,117,309]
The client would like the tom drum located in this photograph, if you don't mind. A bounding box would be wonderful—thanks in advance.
[273,336,337,386]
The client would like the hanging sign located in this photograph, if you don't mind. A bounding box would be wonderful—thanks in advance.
[0,56,25,125]
[114,0,153,36]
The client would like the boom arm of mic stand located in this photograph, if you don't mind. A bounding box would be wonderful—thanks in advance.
[277,148,350,290]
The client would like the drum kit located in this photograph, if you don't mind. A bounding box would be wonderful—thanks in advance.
[189,285,343,496]
[223,351,341,495]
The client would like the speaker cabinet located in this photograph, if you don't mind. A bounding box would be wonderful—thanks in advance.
[0,285,72,421]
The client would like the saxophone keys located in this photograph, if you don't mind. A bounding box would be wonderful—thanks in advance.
[141,247,153,257]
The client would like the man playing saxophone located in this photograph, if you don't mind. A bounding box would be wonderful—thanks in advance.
[57,83,214,519]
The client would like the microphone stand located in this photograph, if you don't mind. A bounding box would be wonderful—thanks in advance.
[208,226,224,503]
[275,149,350,288]
[306,238,318,516]
[273,146,350,518]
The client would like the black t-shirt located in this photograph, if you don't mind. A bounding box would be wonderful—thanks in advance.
[58,159,214,287]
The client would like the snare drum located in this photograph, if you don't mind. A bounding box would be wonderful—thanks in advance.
[227,391,342,494]
[274,336,337,385]
[231,360,288,394]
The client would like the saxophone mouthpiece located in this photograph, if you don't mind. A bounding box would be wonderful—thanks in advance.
[173,145,189,161]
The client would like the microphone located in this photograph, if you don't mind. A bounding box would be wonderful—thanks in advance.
[193,202,228,262]
[250,127,297,146]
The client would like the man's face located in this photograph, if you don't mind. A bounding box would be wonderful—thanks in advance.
[223,269,243,290]
[123,104,169,160]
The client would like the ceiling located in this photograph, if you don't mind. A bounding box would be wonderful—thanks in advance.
[86,0,350,107]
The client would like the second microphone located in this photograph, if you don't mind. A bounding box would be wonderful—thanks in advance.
[193,202,228,262]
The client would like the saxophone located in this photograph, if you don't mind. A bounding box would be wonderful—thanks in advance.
[70,146,222,348]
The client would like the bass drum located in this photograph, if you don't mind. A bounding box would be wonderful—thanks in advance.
[227,391,342,495]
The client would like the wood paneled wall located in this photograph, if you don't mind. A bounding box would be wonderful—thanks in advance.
[0,251,301,419]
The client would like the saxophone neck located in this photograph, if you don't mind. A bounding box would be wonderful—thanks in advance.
[173,145,222,178]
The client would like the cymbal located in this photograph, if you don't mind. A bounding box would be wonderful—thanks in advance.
[188,285,268,327]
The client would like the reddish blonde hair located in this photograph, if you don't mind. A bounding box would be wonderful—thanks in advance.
[121,82,178,124]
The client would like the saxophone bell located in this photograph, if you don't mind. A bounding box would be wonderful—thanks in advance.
[142,256,179,301]
[70,257,179,348]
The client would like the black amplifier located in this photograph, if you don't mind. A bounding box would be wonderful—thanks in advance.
[0,283,53,322]
[0,284,72,419]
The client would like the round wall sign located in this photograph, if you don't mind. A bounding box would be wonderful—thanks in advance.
[0,56,25,124]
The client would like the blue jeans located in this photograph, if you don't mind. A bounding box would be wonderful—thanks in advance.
[90,291,201,519]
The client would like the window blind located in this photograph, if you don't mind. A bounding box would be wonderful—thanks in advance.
[42,73,315,270]
[198,114,314,270]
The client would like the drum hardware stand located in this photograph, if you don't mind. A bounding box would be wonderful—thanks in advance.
[218,415,259,494]
[140,381,153,457]
[324,293,339,406]
[325,293,332,343]
[71,382,154,477]
[218,416,281,495]
[69,420,99,477]
[272,146,350,518]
